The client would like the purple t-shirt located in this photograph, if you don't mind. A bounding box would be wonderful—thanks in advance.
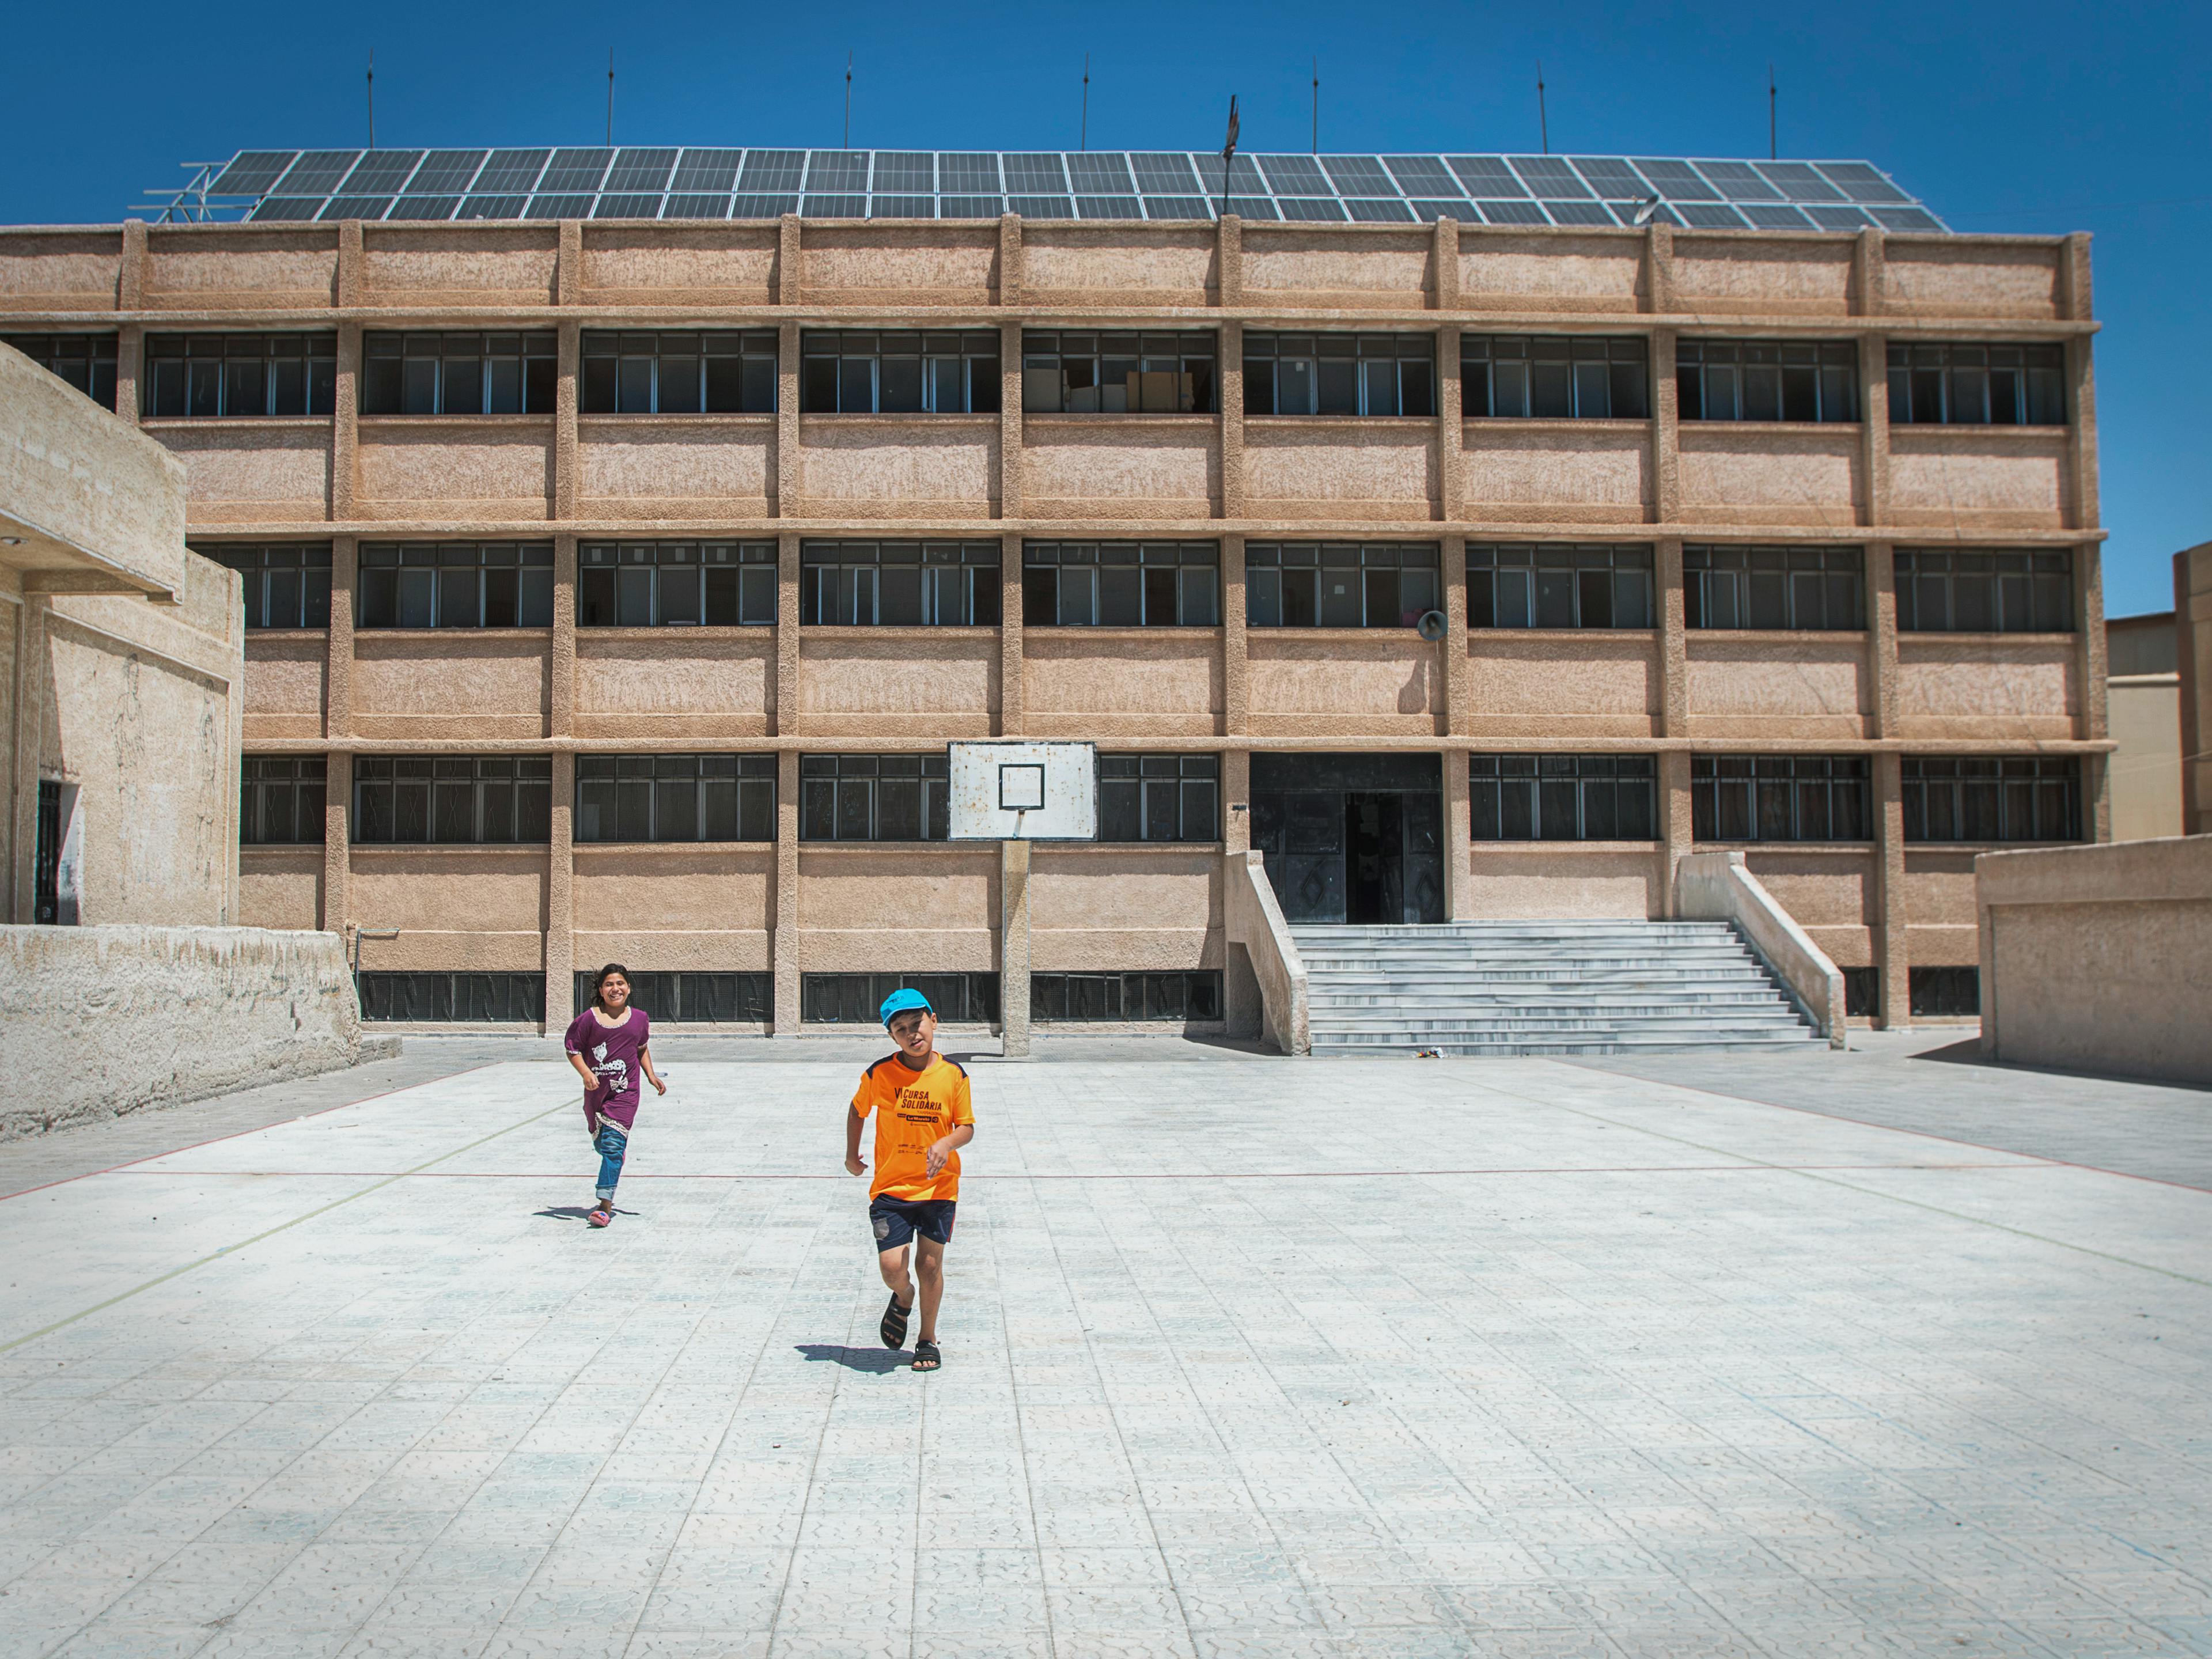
[565,1007,652,1129]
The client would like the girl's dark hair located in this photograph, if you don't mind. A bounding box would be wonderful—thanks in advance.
[592,963,632,1013]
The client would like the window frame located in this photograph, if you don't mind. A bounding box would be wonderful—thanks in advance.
[358,972,544,1023]
[143,333,337,418]
[570,970,772,1024]
[801,972,999,1024]
[1243,331,1437,418]
[1097,754,1221,843]
[1469,755,1658,842]
[1467,544,1654,630]
[1886,342,2066,427]
[1684,546,1865,631]
[1901,756,2080,843]
[4,333,118,410]
[574,754,777,844]
[1690,755,1871,843]
[1031,971,1225,1023]
[362,331,558,415]
[799,540,1002,627]
[1244,541,1442,630]
[1676,339,1859,423]
[798,329,1002,414]
[579,541,778,628]
[1023,542,1220,628]
[798,753,952,842]
[1021,329,1217,414]
[351,756,554,844]
[1895,549,2073,634]
[197,543,334,630]
[1461,335,1650,420]
[358,543,555,630]
[581,329,778,414]
[240,756,328,845]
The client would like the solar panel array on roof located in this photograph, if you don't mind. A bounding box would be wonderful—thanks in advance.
[157,148,1947,232]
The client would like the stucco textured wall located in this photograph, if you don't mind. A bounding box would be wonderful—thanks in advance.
[0,924,374,1139]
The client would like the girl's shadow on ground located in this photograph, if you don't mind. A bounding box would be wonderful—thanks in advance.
[796,1343,908,1373]
[535,1205,630,1222]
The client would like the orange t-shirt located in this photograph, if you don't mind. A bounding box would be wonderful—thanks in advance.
[851,1052,974,1203]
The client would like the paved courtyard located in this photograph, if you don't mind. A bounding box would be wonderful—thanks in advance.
[2,1039,2209,1658]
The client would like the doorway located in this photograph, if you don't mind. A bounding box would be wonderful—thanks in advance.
[1344,793,1404,925]
[1250,753,1444,926]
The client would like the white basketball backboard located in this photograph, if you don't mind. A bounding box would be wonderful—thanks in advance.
[947,742,1097,841]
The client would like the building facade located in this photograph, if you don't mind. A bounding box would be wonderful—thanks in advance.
[2105,609,2182,843]
[0,193,2108,1033]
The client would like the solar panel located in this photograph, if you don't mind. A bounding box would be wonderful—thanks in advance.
[343,151,424,194]
[1067,154,1133,192]
[605,149,677,192]
[211,151,298,194]
[171,146,1948,232]
[874,152,935,192]
[1320,156,1398,196]
[671,150,743,192]
[406,150,487,194]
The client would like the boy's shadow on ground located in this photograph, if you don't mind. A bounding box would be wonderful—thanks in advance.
[535,1205,630,1222]
[796,1343,908,1374]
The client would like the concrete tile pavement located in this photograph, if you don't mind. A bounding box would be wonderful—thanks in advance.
[0,1043,2207,1657]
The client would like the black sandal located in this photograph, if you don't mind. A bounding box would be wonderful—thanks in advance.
[911,1340,941,1373]
[880,1293,911,1350]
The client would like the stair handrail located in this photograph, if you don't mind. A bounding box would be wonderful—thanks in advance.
[1224,850,1310,1056]
[1674,851,1848,1048]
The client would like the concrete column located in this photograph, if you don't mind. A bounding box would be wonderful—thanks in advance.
[777,214,802,305]
[1645,222,1675,316]
[1651,325,1680,528]
[1000,838,1031,1058]
[2076,541,2111,841]
[1437,323,1463,524]
[117,219,146,315]
[1221,533,1248,737]
[1223,750,1251,855]
[554,321,579,522]
[1217,215,1243,308]
[1432,217,1460,312]
[1860,329,1891,529]
[1853,228,1886,319]
[999,531,1023,737]
[556,221,582,305]
[1866,542,1899,741]
[1442,533,1469,736]
[551,535,577,740]
[1656,537,1688,739]
[998,214,1024,307]
[998,320,1023,521]
[327,537,356,741]
[1219,319,1244,520]
[322,743,350,938]
[775,532,801,737]
[10,594,47,923]
[114,324,142,430]
[1444,749,1474,921]
[332,323,360,521]
[777,321,800,520]
[546,750,575,1031]
[1657,747,1693,920]
[336,220,362,310]
[773,747,800,1035]
[1872,750,1910,1029]
[2180,546,2212,835]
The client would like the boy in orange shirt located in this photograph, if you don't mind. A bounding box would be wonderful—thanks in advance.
[845,987,975,1373]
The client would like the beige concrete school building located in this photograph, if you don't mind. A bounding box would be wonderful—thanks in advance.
[0,193,2109,1034]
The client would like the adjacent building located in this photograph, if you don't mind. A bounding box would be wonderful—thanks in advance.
[0,147,2110,1033]
[2105,609,2183,842]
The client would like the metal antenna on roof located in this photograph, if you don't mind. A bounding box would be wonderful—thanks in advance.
[1217,94,1240,222]
[844,52,853,149]
[1312,59,1319,154]
[1081,52,1090,150]
[1768,63,1777,160]
[1536,62,1548,154]
[607,50,615,146]
[366,51,375,150]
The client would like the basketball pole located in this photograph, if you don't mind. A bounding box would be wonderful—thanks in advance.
[1002,820,1032,1060]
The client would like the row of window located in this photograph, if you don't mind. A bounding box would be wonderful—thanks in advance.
[249,751,2083,847]
[8,331,2071,428]
[202,540,2080,636]
[361,964,1973,1025]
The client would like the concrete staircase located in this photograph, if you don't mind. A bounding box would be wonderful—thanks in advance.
[1292,919,1824,1056]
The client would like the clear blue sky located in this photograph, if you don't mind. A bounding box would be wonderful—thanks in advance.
[8,0,2205,617]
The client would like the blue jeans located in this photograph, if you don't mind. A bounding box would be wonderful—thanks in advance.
[593,1122,628,1202]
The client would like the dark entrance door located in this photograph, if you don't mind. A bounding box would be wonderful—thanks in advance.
[1251,753,1444,925]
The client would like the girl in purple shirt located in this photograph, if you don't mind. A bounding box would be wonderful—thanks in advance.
[564,963,666,1228]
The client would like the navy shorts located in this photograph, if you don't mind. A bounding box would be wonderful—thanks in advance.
[870,1194,956,1250]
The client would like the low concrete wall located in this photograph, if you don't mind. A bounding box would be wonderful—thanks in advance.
[1224,850,1308,1056]
[1978,836,2212,1085]
[1676,851,1848,1047]
[0,924,387,1139]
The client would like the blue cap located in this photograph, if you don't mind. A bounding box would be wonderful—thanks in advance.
[879,987,935,1026]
